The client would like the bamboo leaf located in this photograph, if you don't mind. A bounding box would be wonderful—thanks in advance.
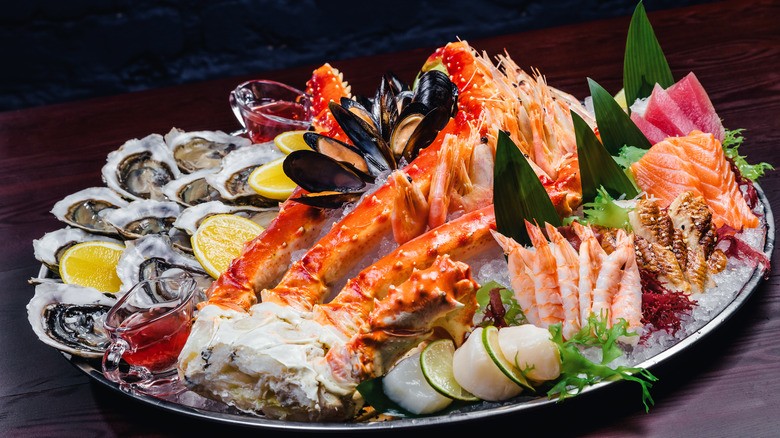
[573,111,639,203]
[494,130,560,247]
[588,78,652,154]
[623,1,674,113]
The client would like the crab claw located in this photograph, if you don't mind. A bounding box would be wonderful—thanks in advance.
[326,255,478,384]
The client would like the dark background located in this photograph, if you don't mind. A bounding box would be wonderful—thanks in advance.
[0,0,717,112]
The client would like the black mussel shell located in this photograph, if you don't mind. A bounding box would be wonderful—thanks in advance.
[413,70,459,117]
[384,71,410,95]
[291,191,364,209]
[329,102,396,175]
[283,149,367,194]
[401,105,451,162]
[340,97,377,131]
[303,132,372,178]
[373,75,399,142]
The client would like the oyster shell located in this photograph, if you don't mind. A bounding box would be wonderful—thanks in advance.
[104,199,183,240]
[33,227,123,271]
[161,168,224,207]
[27,282,117,358]
[174,201,279,235]
[50,187,130,235]
[205,144,284,206]
[164,128,251,173]
[115,235,212,302]
[102,133,181,201]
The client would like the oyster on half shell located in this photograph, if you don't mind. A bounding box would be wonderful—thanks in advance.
[50,187,130,236]
[205,144,284,207]
[102,133,181,201]
[104,199,183,240]
[161,168,224,207]
[115,235,212,301]
[164,128,251,173]
[27,282,118,358]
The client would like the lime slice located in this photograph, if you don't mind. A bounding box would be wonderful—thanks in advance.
[382,352,453,414]
[248,156,298,201]
[274,130,312,154]
[59,241,125,293]
[481,325,534,391]
[420,339,479,401]
[191,214,264,278]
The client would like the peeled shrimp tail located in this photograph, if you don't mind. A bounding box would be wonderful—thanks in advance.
[491,230,540,326]
[545,223,581,340]
[524,220,565,328]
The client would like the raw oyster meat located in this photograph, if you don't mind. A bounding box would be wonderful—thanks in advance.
[102,133,181,201]
[50,187,129,235]
[104,199,183,240]
[164,128,251,173]
[161,168,224,206]
[115,235,212,302]
[27,282,118,358]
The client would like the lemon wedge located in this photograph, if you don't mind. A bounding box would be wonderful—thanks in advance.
[248,156,298,201]
[274,130,311,154]
[191,214,264,278]
[614,88,628,110]
[59,241,125,293]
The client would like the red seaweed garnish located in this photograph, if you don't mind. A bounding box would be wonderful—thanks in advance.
[727,156,760,209]
[716,224,770,279]
[640,269,697,340]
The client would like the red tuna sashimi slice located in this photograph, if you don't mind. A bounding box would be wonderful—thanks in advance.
[630,131,758,230]
[630,112,669,144]
[642,83,698,138]
[666,72,725,142]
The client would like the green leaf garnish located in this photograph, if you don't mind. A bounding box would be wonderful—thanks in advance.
[494,130,561,246]
[588,78,653,155]
[722,128,773,181]
[546,318,658,412]
[581,187,634,231]
[573,110,639,203]
[613,145,649,169]
[476,281,526,327]
[623,1,674,113]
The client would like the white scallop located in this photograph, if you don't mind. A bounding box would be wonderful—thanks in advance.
[382,352,452,414]
[497,324,561,383]
[452,327,523,401]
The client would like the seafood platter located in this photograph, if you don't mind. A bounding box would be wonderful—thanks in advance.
[26,4,774,431]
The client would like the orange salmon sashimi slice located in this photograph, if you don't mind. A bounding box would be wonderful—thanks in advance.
[630,130,759,230]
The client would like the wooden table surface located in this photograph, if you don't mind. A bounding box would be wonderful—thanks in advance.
[2,1,778,436]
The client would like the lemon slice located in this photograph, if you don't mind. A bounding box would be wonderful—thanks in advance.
[248,156,298,201]
[59,241,125,293]
[481,325,534,391]
[420,339,479,401]
[614,88,627,109]
[274,130,312,154]
[191,214,264,278]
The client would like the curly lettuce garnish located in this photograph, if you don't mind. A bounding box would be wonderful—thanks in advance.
[546,316,658,411]
[580,186,634,231]
[722,128,773,181]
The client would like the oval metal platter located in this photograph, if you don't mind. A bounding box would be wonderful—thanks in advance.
[63,185,775,432]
